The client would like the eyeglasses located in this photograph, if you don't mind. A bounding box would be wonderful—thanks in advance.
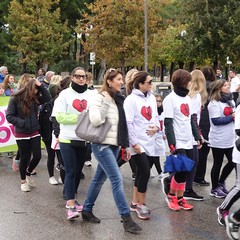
[145,80,153,85]
[156,100,162,103]
[73,74,86,79]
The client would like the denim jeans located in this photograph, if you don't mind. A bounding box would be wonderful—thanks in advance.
[83,144,130,217]
[60,142,87,200]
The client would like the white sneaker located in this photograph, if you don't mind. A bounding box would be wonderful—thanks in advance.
[158,173,168,181]
[49,176,58,185]
[58,176,63,184]
[26,175,36,187]
[85,160,92,167]
[21,182,30,192]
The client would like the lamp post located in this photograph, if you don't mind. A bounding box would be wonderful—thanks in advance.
[144,0,148,71]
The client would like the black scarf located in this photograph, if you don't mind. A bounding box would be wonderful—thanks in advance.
[157,106,163,115]
[112,91,129,148]
[220,92,234,108]
[174,87,189,97]
[72,82,88,93]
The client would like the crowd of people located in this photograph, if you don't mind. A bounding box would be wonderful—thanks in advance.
[1,64,240,238]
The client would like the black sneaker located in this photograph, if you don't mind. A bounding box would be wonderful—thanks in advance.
[194,180,210,186]
[82,210,101,223]
[161,175,170,197]
[183,189,205,201]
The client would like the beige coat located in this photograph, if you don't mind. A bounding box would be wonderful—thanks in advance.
[89,92,119,146]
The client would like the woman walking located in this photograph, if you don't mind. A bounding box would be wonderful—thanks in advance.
[208,79,235,198]
[82,68,142,234]
[124,71,160,220]
[52,67,96,220]
[6,78,51,192]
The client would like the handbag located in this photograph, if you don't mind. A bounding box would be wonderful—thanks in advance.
[75,110,112,143]
[164,154,195,173]
[235,137,240,151]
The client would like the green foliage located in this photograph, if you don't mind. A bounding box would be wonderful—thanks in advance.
[76,0,168,69]
[7,0,70,71]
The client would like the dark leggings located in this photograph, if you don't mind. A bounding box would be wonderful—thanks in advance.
[56,150,65,183]
[15,150,20,160]
[195,142,210,182]
[185,145,198,190]
[131,153,150,193]
[43,140,56,177]
[148,156,162,174]
[211,147,235,189]
[16,136,41,180]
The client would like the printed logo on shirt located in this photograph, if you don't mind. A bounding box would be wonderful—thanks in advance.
[223,106,233,116]
[141,106,152,121]
[180,103,190,117]
[72,99,87,112]
[159,120,163,131]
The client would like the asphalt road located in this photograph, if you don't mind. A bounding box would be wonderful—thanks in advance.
[0,150,238,240]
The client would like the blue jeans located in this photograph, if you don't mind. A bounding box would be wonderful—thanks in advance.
[60,142,87,200]
[83,144,130,217]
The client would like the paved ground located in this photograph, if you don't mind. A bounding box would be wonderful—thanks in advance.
[0,150,238,240]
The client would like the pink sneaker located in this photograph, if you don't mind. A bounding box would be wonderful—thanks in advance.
[66,200,83,212]
[67,207,80,220]
[167,194,180,211]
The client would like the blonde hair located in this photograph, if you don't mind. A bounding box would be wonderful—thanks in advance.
[125,69,138,96]
[189,70,208,105]
[50,75,62,85]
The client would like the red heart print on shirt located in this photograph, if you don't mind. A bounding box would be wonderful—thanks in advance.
[223,106,233,116]
[72,99,87,112]
[180,103,190,117]
[141,106,152,121]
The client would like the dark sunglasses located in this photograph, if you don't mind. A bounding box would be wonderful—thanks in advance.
[73,74,86,79]
[145,80,153,85]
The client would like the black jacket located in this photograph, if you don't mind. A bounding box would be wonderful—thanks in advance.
[6,85,51,134]
[199,80,212,141]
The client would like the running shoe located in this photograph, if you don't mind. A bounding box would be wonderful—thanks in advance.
[167,194,180,211]
[135,204,150,220]
[178,198,193,210]
[225,214,240,240]
[217,206,229,226]
[67,207,80,220]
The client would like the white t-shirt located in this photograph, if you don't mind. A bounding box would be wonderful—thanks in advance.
[52,87,94,140]
[163,91,193,150]
[124,89,160,156]
[230,76,240,93]
[232,104,240,164]
[208,100,234,148]
[154,112,166,156]
[190,93,202,145]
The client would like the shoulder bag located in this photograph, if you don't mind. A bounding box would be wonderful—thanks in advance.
[75,110,112,143]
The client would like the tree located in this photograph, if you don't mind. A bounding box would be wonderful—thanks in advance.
[7,0,70,73]
[76,0,167,72]
[0,0,11,65]
[180,0,240,69]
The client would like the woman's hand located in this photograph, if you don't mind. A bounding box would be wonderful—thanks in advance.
[132,144,141,154]
[146,126,158,136]
[125,148,131,161]
[35,79,42,87]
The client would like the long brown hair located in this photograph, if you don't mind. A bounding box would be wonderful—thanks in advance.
[13,79,39,115]
[2,74,14,91]
[100,68,123,97]
[209,79,226,101]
